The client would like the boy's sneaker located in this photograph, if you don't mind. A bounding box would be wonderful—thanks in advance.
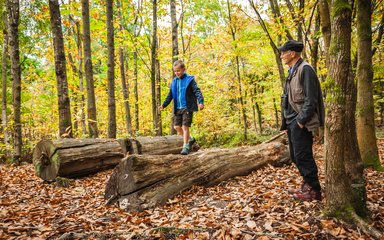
[188,137,196,148]
[180,146,190,155]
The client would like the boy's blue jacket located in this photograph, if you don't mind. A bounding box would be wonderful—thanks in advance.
[162,73,204,114]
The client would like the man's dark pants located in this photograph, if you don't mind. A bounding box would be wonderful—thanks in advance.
[287,120,321,191]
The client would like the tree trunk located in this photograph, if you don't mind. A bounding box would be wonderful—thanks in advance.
[170,0,179,63]
[227,0,247,140]
[311,9,320,72]
[106,0,116,138]
[155,51,162,136]
[324,0,355,218]
[7,0,22,160]
[67,21,86,137]
[318,0,331,67]
[82,0,98,138]
[117,0,133,137]
[33,138,126,181]
[250,89,258,133]
[356,0,381,170]
[256,102,262,134]
[344,70,367,217]
[49,0,73,139]
[169,0,178,135]
[1,10,9,154]
[248,0,286,87]
[76,21,87,137]
[33,135,189,181]
[298,0,304,42]
[133,51,139,134]
[273,97,279,130]
[105,139,289,211]
[151,0,159,135]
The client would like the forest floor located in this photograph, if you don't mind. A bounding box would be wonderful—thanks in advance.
[0,138,383,240]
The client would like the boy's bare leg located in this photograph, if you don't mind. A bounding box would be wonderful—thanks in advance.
[182,125,190,145]
[174,126,184,137]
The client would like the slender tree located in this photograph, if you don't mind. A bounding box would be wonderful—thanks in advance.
[151,0,160,135]
[106,0,116,138]
[131,0,143,135]
[81,0,98,138]
[49,0,73,138]
[1,7,9,152]
[68,18,86,137]
[310,9,320,72]
[248,0,285,87]
[227,0,247,140]
[155,38,162,135]
[133,50,139,134]
[356,0,381,170]
[169,0,178,135]
[117,0,133,136]
[318,0,331,66]
[7,0,22,160]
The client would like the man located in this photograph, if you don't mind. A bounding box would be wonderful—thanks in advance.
[279,40,325,201]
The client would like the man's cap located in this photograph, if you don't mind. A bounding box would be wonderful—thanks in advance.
[278,40,304,52]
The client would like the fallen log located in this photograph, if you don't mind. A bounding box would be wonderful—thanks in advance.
[130,135,195,154]
[104,140,289,211]
[33,136,188,181]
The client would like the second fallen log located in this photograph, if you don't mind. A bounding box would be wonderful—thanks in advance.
[33,136,189,181]
[104,140,289,211]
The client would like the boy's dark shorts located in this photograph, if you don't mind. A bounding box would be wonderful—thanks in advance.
[174,109,193,127]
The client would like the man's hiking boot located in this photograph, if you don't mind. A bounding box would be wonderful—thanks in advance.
[188,137,196,148]
[293,187,322,201]
[288,181,310,194]
[180,146,190,155]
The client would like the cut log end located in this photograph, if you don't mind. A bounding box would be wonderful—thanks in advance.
[33,140,60,182]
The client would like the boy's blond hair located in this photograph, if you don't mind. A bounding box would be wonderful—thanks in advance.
[173,60,185,69]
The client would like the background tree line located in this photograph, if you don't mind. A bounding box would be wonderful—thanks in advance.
[0,0,382,160]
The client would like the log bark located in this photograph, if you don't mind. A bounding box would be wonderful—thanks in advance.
[33,136,187,181]
[33,138,126,181]
[104,140,289,211]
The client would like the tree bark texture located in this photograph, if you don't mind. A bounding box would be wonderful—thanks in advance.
[33,135,188,181]
[151,0,160,135]
[311,9,320,72]
[356,0,381,169]
[133,51,139,134]
[33,138,126,181]
[76,21,87,137]
[324,0,354,216]
[169,0,178,135]
[155,54,162,136]
[227,0,247,140]
[49,0,73,138]
[104,140,289,211]
[318,0,331,67]
[81,0,98,138]
[1,10,9,151]
[106,0,116,138]
[117,0,133,137]
[7,0,22,159]
[170,0,179,63]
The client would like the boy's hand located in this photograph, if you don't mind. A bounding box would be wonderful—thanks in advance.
[198,104,204,110]
[159,105,164,111]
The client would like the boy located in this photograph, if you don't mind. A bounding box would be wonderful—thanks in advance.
[160,60,204,155]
